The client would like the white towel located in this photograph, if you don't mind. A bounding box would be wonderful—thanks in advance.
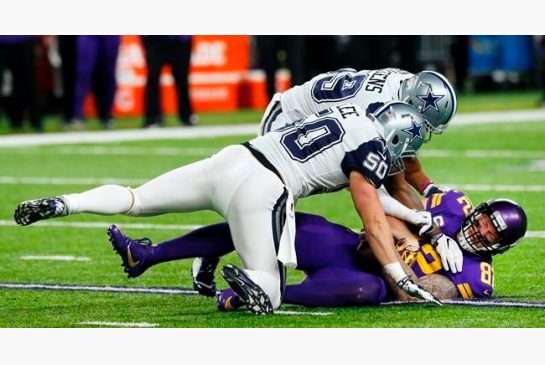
[277,189,297,268]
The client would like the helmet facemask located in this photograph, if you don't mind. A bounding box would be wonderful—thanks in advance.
[459,200,526,257]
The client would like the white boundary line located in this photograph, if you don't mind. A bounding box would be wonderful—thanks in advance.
[2,176,545,192]
[2,282,544,309]
[0,109,544,147]
[78,321,158,327]
[2,220,544,239]
[0,220,201,230]
[20,255,91,261]
[382,299,545,309]
[275,310,334,316]
[6,146,545,160]
[0,283,197,294]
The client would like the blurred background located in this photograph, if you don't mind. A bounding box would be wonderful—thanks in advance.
[1,35,544,133]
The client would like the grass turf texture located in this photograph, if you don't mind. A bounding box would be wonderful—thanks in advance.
[0,110,544,327]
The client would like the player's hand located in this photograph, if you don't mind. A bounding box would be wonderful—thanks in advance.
[397,276,442,306]
[422,184,451,198]
[432,233,463,274]
[406,210,433,235]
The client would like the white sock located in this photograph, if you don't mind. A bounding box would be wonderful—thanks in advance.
[245,269,282,309]
[62,185,133,215]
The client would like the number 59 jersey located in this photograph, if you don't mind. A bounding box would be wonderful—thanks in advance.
[265,68,414,133]
[249,104,391,200]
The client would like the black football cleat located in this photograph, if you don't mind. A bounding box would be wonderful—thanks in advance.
[192,257,220,297]
[14,197,68,226]
[221,264,274,315]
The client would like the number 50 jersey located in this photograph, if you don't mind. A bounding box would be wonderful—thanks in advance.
[249,104,391,200]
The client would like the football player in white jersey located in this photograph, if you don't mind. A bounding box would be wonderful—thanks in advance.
[258,67,457,209]
[190,69,463,298]
[14,101,441,314]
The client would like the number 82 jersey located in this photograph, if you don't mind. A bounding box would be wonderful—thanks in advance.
[249,104,391,200]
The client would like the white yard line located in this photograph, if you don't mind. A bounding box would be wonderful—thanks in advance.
[382,299,545,309]
[1,220,544,239]
[20,255,91,261]
[5,146,220,156]
[275,310,334,316]
[0,220,200,230]
[2,282,543,310]
[0,124,258,147]
[420,149,545,159]
[5,146,545,160]
[2,176,545,192]
[78,321,158,328]
[0,109,544,147]
[0,282,197,295]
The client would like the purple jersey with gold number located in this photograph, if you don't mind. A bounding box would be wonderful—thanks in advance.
[402,191,495,299]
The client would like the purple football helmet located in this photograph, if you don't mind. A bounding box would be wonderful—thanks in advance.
[458,199,527,256]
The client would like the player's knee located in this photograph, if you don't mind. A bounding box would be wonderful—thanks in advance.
[349,276,387,306]
[125,187,141,216]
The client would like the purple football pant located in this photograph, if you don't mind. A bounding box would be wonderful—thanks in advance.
[149,212,387,306]
[73,35,120,120]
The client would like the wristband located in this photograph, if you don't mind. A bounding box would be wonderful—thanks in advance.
[384,262,406,283]
[418,178,433,195]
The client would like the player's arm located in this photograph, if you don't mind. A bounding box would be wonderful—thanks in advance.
[383,255,458,301]
[404,157,447,197]
[349,171,441,305]
[349,171,399,267]
[384,169,425,211]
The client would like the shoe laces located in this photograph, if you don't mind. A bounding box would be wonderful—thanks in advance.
[131,237,153,246]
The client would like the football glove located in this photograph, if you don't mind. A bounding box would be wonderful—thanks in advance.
[406,210,433,236]
[431,233,463,274]
[397,275,442,306]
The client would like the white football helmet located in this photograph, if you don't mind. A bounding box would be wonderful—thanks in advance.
[399,70,457,141]
[372,101,426,172]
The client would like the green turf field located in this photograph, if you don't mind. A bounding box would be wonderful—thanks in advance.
[0,108,544,327]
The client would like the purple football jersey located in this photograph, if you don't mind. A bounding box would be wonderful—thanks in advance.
[406,191,494,299]
[426,190,474,238]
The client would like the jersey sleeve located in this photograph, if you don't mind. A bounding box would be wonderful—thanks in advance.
[443,255,494,299]
[341,138,391,189]
[426,190,473,238]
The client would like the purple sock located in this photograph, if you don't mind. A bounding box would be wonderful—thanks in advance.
[283,267,387,307]
[148,222,235,266]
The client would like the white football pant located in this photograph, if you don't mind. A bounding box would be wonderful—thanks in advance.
[63,145,286,309]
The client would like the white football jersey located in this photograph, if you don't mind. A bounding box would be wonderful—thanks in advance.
[260,68,414,134]
[250,104,391,200]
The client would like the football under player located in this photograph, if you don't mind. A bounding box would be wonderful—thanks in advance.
[106,192,526,310]
[14,101,440,314]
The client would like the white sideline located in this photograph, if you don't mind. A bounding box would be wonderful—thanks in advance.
[4,146,545,160]
[2,282,543,310]
[79,321,158,328]
[1,220,544,239]
[2,175,545,192]
[0,108,544,147]
[275,310,334,316]
[20,255,91,261]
